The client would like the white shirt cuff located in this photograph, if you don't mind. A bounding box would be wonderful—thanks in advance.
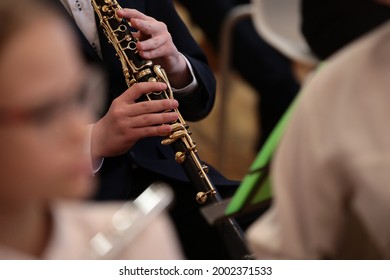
[171,53,198,95]
[92,157,104,174]
[86,124,104,174]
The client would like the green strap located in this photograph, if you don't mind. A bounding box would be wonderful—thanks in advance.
[225,63,324,217]
[225,97,298,216]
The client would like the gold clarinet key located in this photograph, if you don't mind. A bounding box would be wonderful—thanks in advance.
[175,152,186,164]
[196,192,207,204]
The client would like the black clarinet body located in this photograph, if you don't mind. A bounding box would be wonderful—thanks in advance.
[91,0,253,259]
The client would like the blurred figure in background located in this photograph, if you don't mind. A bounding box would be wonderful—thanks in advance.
[301,0,390,60]
[176,0,300,148]
[0,0,182,260]
[247,7,390,259]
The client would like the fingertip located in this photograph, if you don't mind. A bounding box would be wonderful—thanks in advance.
[161,124,172,135]
[130,18,142,29]
[153,82,166,91]
[171,99,179,108]
[170,112,179,121]
[116,9,124,17]
[131,18,138,25]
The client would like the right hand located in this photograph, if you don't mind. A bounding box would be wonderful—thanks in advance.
[375,0,390,6]
[116,9,192,89]
[90,82,179,160]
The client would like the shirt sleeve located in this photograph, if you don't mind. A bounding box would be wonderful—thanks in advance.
[86,124,104,174]
[171,53,198,96]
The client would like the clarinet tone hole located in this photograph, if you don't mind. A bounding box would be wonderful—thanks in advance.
[129,41,137,50]
[119,25,127,32]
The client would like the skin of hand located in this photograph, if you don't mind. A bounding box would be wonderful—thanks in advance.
[91,82,179,160]
[116,8,193,88]
[375,0,390,6]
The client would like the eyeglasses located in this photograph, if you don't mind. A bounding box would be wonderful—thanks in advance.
[0,66,106,132]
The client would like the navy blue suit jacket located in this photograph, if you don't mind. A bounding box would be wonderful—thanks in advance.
[56,0,237,200]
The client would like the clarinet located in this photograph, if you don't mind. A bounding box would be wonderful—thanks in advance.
[91,0,253,259]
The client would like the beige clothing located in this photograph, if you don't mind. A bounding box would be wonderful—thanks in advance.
[247,21,390,259]
[0,201,183,259]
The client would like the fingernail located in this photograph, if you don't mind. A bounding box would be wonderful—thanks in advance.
[132,18,139,25]
[171,112,179,120]
[171,99,179,108]
[163,125,172,134]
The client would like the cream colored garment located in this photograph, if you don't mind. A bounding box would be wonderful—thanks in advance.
[247,21,390,259]
[0,202,183,259]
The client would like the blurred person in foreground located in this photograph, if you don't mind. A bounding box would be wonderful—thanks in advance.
[247,16,390,259]
[0,0,182,259]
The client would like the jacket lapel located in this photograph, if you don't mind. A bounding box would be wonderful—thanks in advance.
[53,0,101,62]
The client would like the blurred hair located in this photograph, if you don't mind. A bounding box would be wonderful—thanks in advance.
[0,0,57,54]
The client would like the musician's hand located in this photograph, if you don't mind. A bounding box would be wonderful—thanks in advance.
[91,82,179,160]
[374,0,390,6]
[116,9,192,89]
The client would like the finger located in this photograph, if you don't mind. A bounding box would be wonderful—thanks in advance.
[131,18,167,37]
[137,34,167,52]
[132,30,150,43]
[132,124,173,139]
[127,99,179,117]
[116,8,153,22]
[139,44,173,60]
[131,111,179,128]
[121,82,167,101]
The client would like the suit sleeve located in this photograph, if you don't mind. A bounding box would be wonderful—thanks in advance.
[146,0,216,121]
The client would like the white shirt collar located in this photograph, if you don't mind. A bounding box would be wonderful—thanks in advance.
[59,0,102,58]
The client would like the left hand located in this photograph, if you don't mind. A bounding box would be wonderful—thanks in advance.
[116,9,192,88]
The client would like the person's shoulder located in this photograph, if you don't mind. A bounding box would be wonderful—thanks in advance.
[301,21,390,108]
